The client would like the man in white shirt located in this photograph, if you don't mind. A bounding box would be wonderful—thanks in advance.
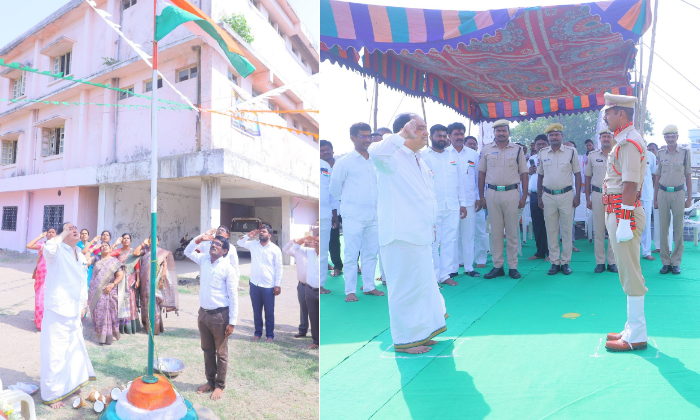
[330,122,385,302]
[196,225,237,265]
[528,135,550,260]
[320,156,339,294]
[40,222,95,408]
[185,233,238,400]
[369,113,447,355]
[446,122,481,278]
[423,124,467,285]
[641,145,658,259]
[468,137,489,268]
[293,236,321,349]
[283,238,310,339]
[237,226,283,342]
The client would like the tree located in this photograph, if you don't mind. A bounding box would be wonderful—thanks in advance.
[509,109,654,155]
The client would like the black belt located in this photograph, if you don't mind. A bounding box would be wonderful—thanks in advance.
[202,306,228,315]
[487,183,518,192]
[659,184,684,193]
[306,283,319,291]
[543,186,573,195]
[591,185,602,193]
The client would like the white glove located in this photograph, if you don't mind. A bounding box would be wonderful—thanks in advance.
[616,204,635,243]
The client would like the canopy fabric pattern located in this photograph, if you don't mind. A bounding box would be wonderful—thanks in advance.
[321,0,651,122]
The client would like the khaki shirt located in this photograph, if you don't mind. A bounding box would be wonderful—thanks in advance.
[584,149,610,189]
[655,146,691,187]
[537,145,581,190]
[603,125,647,194]
[477,140,527,186]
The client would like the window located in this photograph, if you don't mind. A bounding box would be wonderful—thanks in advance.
[119,86,135,100]
[2,207,18,231]
[1,140,18,165]
[291,46,298,57]
[12,73,26,99]
[177,66,198,82]
[122,0,137,9]
[43,205,64,232]
[277,26,284,39]
[252,88,260,97]
[268,17,275,28]
[54,51,72,76]
[227,69,238,86]
[144,78,162,92]
[267,100,276,112]
[248,0,259,9]
[41,127,64,157]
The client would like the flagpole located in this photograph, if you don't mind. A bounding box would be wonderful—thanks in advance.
[143,0,159,385]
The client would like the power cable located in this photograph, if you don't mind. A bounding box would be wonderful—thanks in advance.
[642,42,700,93]
[649,80,700,122]
[679,0,700,11]
[648,85,700,127]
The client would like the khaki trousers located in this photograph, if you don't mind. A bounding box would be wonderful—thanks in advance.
[543,190,574,265]
[606,207,647,296]
[485,188,520,269]
[591,191,615,264]
[657,190,685,266]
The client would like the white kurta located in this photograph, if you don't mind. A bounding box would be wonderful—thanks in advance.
[40,240,95,404]
[369,134,447,348]
[451,145,480,274]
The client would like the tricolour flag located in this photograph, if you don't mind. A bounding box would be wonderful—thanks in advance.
[155,0,255,77]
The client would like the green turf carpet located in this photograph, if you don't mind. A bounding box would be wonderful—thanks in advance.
[321,238,700,419]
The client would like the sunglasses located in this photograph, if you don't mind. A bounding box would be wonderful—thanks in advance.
[212,241,223,247]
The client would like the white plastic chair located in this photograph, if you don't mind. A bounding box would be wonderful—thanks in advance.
[0,379,37,420]
[684,199,700,246]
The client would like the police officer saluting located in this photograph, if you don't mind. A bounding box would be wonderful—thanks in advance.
[537,123,581,275]
[654,124,693,275]
[585,129,617,273]
[477,119,528,279]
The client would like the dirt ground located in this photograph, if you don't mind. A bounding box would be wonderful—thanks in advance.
[0,249,319,420]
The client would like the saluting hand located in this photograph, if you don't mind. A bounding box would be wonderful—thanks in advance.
[399,119,418,140]
[248,229,259,238]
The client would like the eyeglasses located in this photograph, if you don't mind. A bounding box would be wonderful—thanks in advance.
[212,241,223,247]
[356,135,370,140]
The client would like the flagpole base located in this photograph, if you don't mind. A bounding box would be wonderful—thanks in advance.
[100,374,198,420]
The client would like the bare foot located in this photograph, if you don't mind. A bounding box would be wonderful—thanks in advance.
[197,383,214,394]
[426,340,438,345]
[476,264,486,268]
[331,269,342,277]
[363,289,385,296]
[375,276,382,282]
[320,287,331,294]
[211,388,224,400]
[327,264,333,270]
[308,343,319,349]
[345,293,359,302]
[528,255,544,260]
[644,255,656,260]
[395,345,432,354]
[545,256,550,262]
[572,247,580,252]
[265,337,274,343]
[49,400,66,409]
[652,249,660,253]
[251,336,261,342]
[441,278,458,286]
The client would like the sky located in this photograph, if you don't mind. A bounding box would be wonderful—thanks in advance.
[319,0,700,154]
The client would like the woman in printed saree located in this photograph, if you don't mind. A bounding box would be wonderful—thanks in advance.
[86,242,124,345]
[26,228,57,330]
[114,233,141,334]
[133,237,179,335]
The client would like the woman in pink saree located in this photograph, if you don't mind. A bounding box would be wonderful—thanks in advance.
[86,242,124,345]
[26,228,57,330]
[113,233,141,334]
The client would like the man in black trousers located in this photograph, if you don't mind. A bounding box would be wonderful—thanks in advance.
[320,139,344,281]
[528,135,550,261]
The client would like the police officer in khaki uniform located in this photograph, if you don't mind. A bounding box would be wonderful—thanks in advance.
[599,93,648,352]
[584,129,617,273]
[477,119,528,279]
[654,124,693,275]
[537,123,581,275]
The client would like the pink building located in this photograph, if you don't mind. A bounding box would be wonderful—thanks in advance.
[0,0,319,261]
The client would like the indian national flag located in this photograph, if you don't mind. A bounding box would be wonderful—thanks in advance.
[155,0,255,77]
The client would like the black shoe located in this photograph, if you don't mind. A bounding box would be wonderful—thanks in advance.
[594,264,605,273]
[672,266,681,275]
[484,267,505,279]
[548,264,560,275]
[465,270,481,277]
[509,269,521,279]
[660,265,672,274]
[449,272,459,278]
[294,333,307,338]
[607,264,618,273]
[561,264,572,275]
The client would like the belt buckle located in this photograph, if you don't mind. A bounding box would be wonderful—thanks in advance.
[553,189,562,194]
[497,186,505,192]
[668,187,675,192]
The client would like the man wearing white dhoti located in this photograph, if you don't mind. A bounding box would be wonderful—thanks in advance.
[369,113,447,355]
[40,222,95,408]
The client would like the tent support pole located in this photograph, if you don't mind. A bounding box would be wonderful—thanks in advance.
[421,97,427,124]
[640,0,659,136]
[373,78,378,132]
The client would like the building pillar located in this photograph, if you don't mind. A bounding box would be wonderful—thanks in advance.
[97,184,108,235]
[24,111,36,175]
[75,90,88,169]
[18,191,31,253]
[200,177,221,233]
[280,196,292,265]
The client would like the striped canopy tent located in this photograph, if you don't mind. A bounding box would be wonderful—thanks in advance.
[320,0,652,122]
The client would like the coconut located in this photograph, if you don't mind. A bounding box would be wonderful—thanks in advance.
[110,387,122,401]
[86,389,100,402]
[94,398,105,413]
[72,397,86,409]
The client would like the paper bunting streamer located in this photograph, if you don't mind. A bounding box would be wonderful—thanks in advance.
[0,97,185,111]
[236,109,318,114]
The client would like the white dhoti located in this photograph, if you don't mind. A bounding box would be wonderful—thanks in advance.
[432,209,459,282]
[381,240,447,349]
[474,210,488,265]
[342,217,379,295]
[40,309,95,404]
[320,217,332,287]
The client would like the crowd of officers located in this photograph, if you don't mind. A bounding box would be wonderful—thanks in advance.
[319,118,694,299]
